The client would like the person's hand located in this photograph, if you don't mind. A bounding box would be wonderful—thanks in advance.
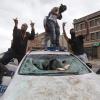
[13,18,18,25]
[30,21,35,28]
[62,22,66,27]
[64,64,70,70]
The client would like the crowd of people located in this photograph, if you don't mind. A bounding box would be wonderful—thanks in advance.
[0,4,91,83]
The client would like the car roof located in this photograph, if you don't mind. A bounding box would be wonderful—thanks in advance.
[27,50,71,55]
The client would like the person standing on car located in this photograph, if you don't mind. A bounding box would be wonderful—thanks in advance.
[0,18,35,66]
[44,4,67,50]
[62,20,89,63]
[45,7,60,49]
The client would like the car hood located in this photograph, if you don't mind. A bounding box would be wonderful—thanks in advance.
[2,73,100,100]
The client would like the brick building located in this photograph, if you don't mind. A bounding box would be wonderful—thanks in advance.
[26,33,68,52]
[73,11,100,59]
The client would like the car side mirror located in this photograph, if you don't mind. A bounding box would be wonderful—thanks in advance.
[86,63,92,69]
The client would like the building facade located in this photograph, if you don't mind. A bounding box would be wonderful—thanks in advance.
[26,33,68,52]
[73,11,100,59]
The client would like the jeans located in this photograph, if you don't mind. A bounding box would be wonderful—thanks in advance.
[46,20,60,48]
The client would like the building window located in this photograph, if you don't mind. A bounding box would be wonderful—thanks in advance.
[85,35,89,41]
[74,25,77,31]
[95,18,100,26]
[96,32,100,39]
[91,33,96,40]
[75,24,80,31]
[90,20,95,27]
[80,23,85,30]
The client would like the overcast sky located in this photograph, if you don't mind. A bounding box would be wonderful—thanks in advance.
[0,0,100,53]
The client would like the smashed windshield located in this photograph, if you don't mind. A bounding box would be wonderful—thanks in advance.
[19,54,91,75]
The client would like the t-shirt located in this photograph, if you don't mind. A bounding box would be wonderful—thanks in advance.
[68,35,85,55]
[48,14,57,23]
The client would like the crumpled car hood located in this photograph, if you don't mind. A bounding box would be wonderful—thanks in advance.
[2,73,100,100]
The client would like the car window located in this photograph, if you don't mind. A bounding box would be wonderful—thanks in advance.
[19,54,91,75]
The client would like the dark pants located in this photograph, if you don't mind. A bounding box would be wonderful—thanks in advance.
[46,20,60,48]
[0,48,24,84]
[0,48,24,65]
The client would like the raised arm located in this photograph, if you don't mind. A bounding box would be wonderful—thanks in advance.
[13,18,19,37]
[27,21,35,40]
[13,18,18,28]
[62,22,69,41]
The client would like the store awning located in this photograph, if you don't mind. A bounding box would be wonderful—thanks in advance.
[92,42,100,47]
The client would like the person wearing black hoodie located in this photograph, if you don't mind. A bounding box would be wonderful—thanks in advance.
[62,21,89,63]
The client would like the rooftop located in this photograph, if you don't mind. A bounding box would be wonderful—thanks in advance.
[74,10,100,24]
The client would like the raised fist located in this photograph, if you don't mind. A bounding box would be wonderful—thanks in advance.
[62,22,66,27]
[30,21,35,28]
[13,18,18,25]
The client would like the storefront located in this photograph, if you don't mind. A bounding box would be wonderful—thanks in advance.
[93,42,100,59]
[85,42,100,59]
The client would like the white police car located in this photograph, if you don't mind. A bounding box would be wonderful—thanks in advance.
[0,59,17,96]
[1,50,100,100]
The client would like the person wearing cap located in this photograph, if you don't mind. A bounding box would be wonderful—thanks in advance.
[0,18,35,66]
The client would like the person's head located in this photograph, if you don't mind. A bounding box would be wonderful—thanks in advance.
[62,60,67,64]
[70,28,75,38]
[50,7,59,15]
[21,23,28,32]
